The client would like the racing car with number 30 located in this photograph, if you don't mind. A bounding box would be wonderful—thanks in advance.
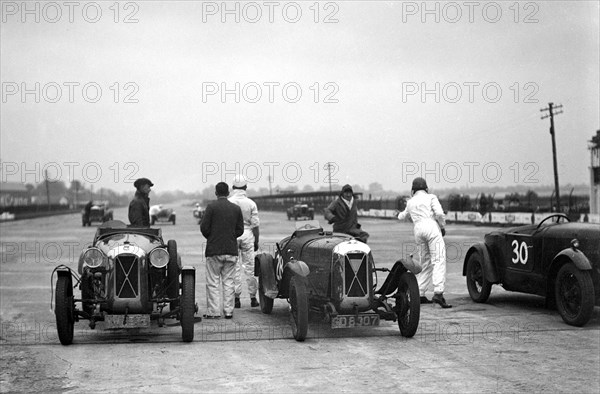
[52,220,197,344]
[256,221,421,341]
[463,214,600,326]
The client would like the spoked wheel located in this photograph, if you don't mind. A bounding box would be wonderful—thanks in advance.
[466,252,492,303]
[55,275,75,345]
[288,276,308,342]
[396,272,420,338]
[180,271,196,342]
[555,263,594,327]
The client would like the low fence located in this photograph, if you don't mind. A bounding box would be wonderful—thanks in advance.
[357,209,600,225]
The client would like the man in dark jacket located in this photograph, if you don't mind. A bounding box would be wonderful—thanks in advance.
[128,178,153,227]
[324,184,369,243]
[200,182,244,319]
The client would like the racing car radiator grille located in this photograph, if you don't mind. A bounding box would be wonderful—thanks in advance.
[344,253,368,297]
[115,254,139,299]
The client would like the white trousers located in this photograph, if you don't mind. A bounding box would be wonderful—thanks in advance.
[413,220,447,296]
[234,229,257,298]
[206,255,237,316]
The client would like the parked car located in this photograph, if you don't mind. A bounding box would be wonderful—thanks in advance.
[256,221,421,341]
[286,204,315,220]
[193,203,204,224]
[463,213,600,326]
[51,220,197,344]
[82,201,113,226]
[150,205,176,225]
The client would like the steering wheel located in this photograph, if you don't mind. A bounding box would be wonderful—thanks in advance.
[537,213,570,229]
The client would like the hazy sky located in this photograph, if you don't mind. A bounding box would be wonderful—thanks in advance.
[1,0,598,194]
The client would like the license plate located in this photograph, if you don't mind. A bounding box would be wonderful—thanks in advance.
[104,314,150,329]
[331,314,380,329]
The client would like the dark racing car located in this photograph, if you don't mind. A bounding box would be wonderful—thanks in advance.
[256,221,421,341]
[463,214,600,326]
[52,220,197,344]
[286,204,315,221]
[82,201,113,226]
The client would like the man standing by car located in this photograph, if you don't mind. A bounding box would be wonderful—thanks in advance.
[396,177,451,308]
[324,184,369,243]
[228,174,260,308]
[128,178,153,227]
[201,182,244,319]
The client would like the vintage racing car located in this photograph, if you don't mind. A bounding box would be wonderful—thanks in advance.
[287,204,315,221]
[463,214,600,326]
[256,221,421,341]
[150,205,176,225]
[82,201,113,226]
[52,220,197,344]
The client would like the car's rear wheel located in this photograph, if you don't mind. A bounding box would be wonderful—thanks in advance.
[555,262,594,327]
[180,271,195,342]
[289,276,308,342]
[167,240,180,310]
[257,254,274,314]
[151,216,156,225]
[55,275,75,345]
[466,252,492,303]
[396,272,420,338]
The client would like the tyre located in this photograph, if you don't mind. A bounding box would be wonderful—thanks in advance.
[257,255,274,314]
[80,272,95,316]
[167,240,180,310]
[151,216,156,225]
[396,272,420,338]
[466,252,492,303]
[288,276,308,341]
[55,275,75,345]
[555,262,595,326]
[180,271,195,342]
[172,216,176,225]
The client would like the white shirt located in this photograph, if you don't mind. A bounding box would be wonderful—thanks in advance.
[228,189,260,230]
[397,190,446,226]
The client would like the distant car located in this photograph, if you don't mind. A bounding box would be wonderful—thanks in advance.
[256,221,421,341]
[286,204,314,221]
[193,204,204,224]
[150,205,176,225]
[463,214,600,326]
[82,202,113,226]
[51,220,197,344]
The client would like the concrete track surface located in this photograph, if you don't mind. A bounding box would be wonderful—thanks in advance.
[1,207,599,393]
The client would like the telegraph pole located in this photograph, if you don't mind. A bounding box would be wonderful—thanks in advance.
[325,162,333,194]
[44,169,51,212]
[540,102,563,212]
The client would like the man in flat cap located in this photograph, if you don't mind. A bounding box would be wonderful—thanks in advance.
[324,184,369,243]
[129,178,153,227]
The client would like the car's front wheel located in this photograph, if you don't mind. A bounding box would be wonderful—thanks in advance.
[55,275,75,345]
[257,254,274,314]
[396,272,420,338]
[288,276,308,342]
[180,271,195,342]
[466,252,492,303]
[555,262,595,327]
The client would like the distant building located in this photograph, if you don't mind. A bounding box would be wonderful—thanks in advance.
[0,182,30,207]
[589,130,600,215]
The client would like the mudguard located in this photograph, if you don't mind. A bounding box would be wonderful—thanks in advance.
[181,266,196,273]
[256,253,278,299]
[463,243,499,283]
[553,248,592,271]
[284,260,310,278]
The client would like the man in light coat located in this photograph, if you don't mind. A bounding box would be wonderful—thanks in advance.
[396,177,451,308]
[228,174,260,308]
